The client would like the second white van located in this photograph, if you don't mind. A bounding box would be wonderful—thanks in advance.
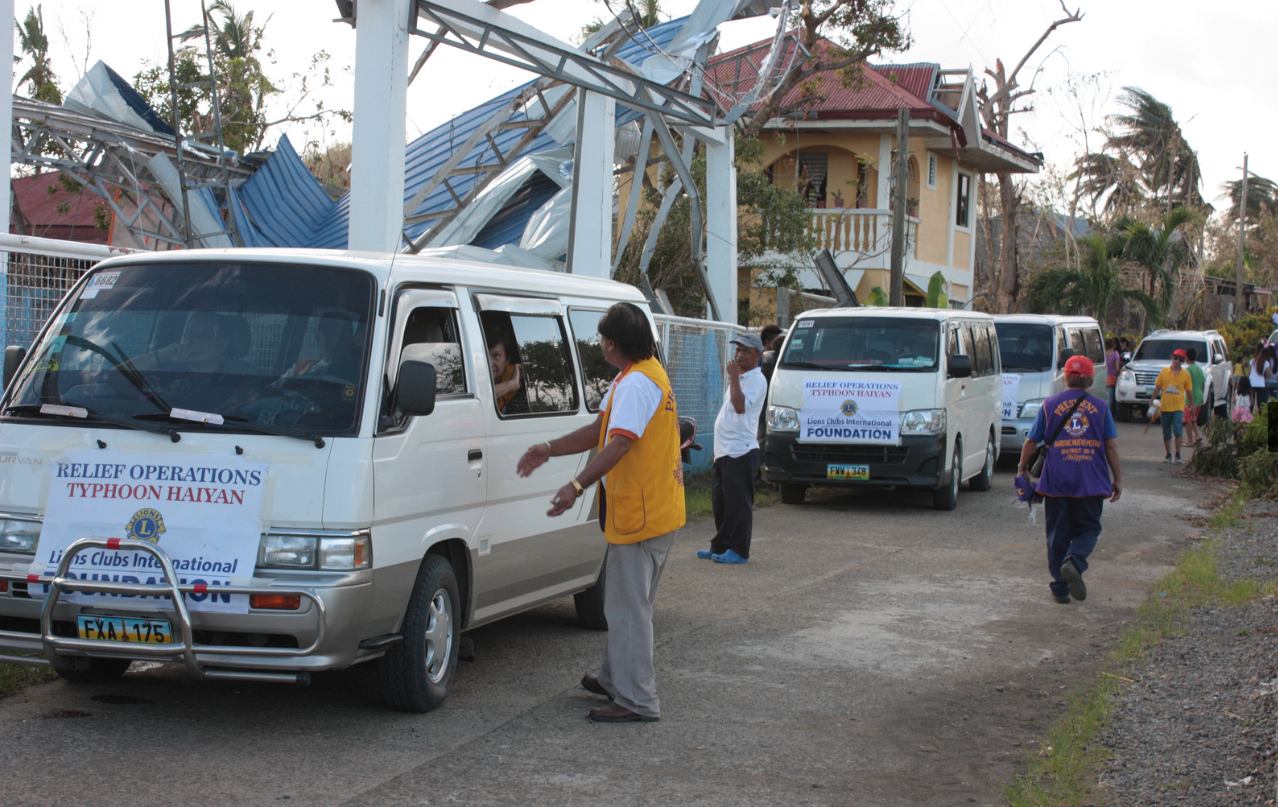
[764,307,1002,510]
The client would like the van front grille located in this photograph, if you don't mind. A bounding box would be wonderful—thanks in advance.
[792,444,909,464]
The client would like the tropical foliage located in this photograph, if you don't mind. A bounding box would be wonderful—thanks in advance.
[1023,233,1159,331]
[16,5,62,104]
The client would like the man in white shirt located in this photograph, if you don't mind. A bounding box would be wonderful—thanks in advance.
[698,333,768,564]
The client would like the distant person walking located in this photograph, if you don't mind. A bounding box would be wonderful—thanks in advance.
[517,302,685,723]
[699,333,768,565]
[1016,355,1123,604]
[1105,338,1121,410]
[1249,342,1274,412]
[1182,347,1205,448]
[1153,348,1193,464]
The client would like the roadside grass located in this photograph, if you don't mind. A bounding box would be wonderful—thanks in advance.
[684,469,780,520]
[0,660,56,699]
[1004,491,1270,807]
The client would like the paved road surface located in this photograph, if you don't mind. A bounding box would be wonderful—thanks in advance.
[0,421,1208,806]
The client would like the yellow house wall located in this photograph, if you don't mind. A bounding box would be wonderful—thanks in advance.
[914,152,954,266]
[953,229,971,271]
[759,132,882,206]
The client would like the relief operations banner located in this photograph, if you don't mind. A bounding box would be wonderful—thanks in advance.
[30,452,268,614]
[1002,374,1021,420]
[798,379,901,444]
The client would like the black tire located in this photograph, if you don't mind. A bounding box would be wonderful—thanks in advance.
[968,433,995,491]
[1115,401,1132,422]
[574,550,608,630]
[780,483,806,505]
[1197,387,1212,427]
[53,657,132,684]
[378,554,461,713]
[933,439,960,511]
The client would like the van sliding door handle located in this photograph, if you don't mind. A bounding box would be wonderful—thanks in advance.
[468,449,483,462]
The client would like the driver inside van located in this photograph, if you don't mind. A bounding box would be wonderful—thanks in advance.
[284,312,361,383]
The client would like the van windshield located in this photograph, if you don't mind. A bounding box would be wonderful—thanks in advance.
[1134,339,1207,362]
[780,317,939,371]
[994,323,1054,372]
[4,262,376,438]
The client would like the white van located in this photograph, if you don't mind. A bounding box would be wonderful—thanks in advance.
[992,314,1104,455]
[764,307,1001,510]
[0,249,652,712]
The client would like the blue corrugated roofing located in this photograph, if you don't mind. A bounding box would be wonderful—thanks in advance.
[241,16,689,251]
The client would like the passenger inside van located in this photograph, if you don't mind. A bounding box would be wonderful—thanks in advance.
[483,320,530,415]
[132,311,254,375]
[285,312,361,383]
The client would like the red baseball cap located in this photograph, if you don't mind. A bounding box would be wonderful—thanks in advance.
[1171,348,1188,360]
[1063,355,1095,377]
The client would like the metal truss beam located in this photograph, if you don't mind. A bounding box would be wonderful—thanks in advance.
[410,0,717,127]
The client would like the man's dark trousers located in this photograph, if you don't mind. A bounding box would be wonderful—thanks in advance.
[710,449,759,559]
[1044,496,1104,598]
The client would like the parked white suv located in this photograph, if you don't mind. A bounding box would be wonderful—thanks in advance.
[1114,329,1231,423]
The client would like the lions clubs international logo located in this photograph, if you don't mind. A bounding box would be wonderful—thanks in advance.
[1065,412,1090,438]
[840,399,859,417]
[126,508,167,543]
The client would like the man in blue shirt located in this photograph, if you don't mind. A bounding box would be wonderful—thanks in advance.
[1016,355,1124,604]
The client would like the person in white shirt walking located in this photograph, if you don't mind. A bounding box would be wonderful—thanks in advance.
[698,333,768,564]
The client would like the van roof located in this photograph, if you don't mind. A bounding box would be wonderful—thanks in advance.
[794,306,992,322]
[92,247,649,303]
[990,314,1099,326]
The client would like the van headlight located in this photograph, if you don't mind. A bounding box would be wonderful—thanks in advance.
[1019,398,1046,420]
[258,532,371,570]
[768,405,800,432]
[900,409,946,435]
[0,517,41,554]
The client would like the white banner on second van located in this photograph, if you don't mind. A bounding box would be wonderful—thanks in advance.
[30,452,268,614]
[798,379,901,444]
[1002,374,1021,420]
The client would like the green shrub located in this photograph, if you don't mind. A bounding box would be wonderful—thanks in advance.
[1211,309,1276,364]
[1188,418,1246,478]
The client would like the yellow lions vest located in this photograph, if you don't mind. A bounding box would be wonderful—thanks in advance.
[597,357,686,544]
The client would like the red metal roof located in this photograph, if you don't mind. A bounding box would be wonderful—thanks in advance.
[9,172,110,244]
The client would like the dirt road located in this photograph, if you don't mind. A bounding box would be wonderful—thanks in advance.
[0,421,1204,806]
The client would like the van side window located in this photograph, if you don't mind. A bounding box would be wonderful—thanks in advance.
[985,323,1001,374]
[1083,329,1104,364]
[400,307,467,396]
[568,309,613,412]
[482,312,578,416]
[967,324,992,376]
[947,324,967,360]
[1067,328,1085,360]
[1056,328,1070,364]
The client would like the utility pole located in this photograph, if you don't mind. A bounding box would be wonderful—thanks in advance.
[889,109,910,307]
[1235,153,1249,321]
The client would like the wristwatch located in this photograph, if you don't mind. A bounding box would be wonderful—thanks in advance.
[569,478,584,496]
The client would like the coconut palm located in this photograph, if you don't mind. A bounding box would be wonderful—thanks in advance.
[1221,175,1278,225]
[1024,233,1160,332]
[1071,152,1144,218]
[16,5,62,104]
[1106,87,1204,212]
[1117,206,1194,329]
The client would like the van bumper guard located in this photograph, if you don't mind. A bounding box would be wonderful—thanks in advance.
[0,537,326,685]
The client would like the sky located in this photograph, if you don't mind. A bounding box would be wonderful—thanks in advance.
[31,0,1277,215]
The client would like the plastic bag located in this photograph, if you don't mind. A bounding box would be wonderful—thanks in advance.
[1232,394,1254,423]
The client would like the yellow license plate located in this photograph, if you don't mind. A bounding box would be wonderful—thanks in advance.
[77,615,172,644]
[827,463,869,481]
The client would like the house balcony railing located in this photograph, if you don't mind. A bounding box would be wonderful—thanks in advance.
[803,208,918,257]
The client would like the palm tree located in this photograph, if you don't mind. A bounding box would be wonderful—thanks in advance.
[1118,206,1194,329]
[1071,152,1144,218]
[1221,175,1278,225]
[1024,233,1160,332]
[1106,87,1204,212]
[16,5,62,104]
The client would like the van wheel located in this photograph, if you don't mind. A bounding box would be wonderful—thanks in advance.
[574,551,608,630]
[968,434,995,492]
[378,554,460,713]
[933,440,960,511]
[53,657,132,684]
[780,483,806,505]
[1197,387,1212,427]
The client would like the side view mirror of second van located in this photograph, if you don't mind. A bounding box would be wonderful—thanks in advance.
[1058,347,1074,366]
[948,354,972,378]
[396,359,437,417]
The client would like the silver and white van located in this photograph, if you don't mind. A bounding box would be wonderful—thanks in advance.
[992,314,1104,456]
[764,307,1001,511]
[0,249,648,712]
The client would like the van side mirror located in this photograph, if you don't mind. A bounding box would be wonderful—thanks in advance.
[1057,347,1074,367]
[3,346,27,389]
[948,354,972,378]
[395,359,437,417]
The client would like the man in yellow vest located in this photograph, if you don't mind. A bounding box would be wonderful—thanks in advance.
[517,302,685,723]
